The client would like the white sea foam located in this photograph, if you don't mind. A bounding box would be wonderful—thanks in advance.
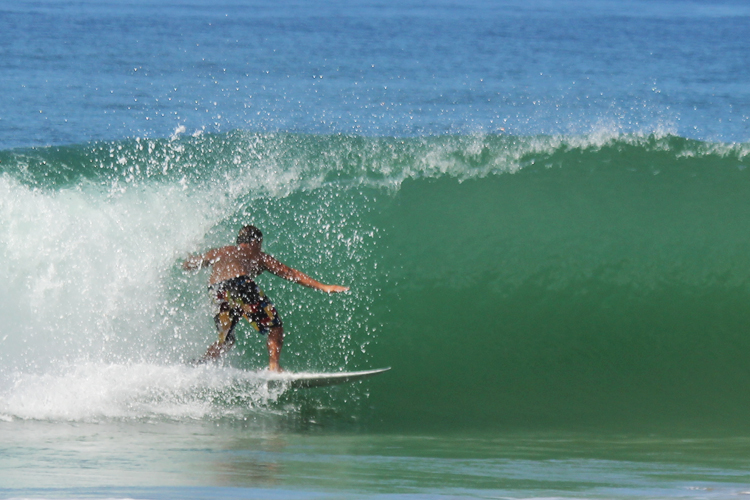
[0,176,212,370]
[0,361,285,421]
[0,137,363,421]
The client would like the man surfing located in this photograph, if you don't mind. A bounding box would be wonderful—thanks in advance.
[182,225,349,371]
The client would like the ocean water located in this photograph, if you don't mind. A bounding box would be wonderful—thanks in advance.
[2,0,750,498]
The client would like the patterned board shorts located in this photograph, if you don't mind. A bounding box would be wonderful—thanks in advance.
[208,276,283,343]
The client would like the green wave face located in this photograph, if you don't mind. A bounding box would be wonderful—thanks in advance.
[2,132,750,431]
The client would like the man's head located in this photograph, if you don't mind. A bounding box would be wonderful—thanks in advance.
[237,225,263,246]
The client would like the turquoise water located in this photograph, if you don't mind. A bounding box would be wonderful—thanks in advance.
[4,421,750,498]
[3,0,750,498]
[3,132,750,498]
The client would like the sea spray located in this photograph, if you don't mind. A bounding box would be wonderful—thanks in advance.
[0,362,289,421]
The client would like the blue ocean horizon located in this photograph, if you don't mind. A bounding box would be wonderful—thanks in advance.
[2,0,749,150]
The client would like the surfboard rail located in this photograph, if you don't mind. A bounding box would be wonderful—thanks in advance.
[259,367,391,389]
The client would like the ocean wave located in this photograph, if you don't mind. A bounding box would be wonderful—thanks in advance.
[2,131,748,193]
[3,130,750,430]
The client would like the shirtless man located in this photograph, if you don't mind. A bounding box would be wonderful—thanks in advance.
[183,225,348,371]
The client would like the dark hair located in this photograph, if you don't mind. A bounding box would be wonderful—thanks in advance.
[237,225,263,245]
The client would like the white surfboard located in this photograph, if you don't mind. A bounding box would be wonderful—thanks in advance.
[258,367,391,389]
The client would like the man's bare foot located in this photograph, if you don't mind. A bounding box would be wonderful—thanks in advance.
[268,361,283,373]
[198,340,233,363]
[267,326,284,373]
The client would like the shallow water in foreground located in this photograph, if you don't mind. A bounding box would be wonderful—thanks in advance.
[3,420,750,499]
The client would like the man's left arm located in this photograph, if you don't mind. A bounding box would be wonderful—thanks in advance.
[262,253,349,293]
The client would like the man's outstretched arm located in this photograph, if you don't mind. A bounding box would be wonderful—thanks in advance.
[262,253,349,293]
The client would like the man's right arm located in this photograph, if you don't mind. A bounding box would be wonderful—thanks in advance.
[182,248,220,271]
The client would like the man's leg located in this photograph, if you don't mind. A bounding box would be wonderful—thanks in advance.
[237,293,283,372]
[267,326,284,372]
[200,309,236,362]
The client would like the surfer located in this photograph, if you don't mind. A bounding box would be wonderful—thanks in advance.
[182,225,349,371]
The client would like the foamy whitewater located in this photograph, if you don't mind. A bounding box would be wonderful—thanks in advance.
[3,0,750,498]
[0,363,292,421]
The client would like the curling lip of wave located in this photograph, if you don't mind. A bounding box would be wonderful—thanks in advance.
[1,130,748,194]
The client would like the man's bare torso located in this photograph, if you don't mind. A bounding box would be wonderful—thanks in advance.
[184,239,346,294]
[206,245,267,285]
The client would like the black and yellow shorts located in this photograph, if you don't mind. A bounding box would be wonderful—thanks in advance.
[209,276,283,343]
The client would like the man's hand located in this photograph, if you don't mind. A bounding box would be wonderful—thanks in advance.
[323,284,349,293]
[182,254,205,271]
